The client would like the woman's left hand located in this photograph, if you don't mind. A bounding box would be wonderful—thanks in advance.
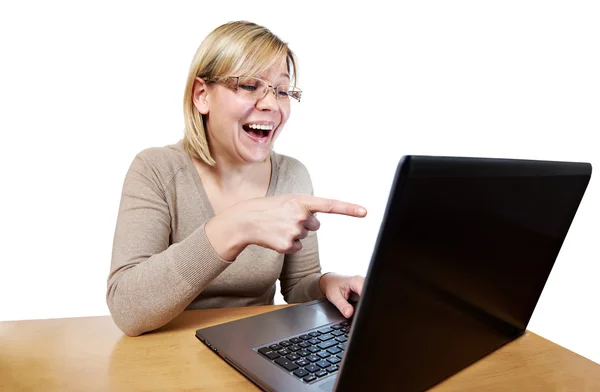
[319,273,364,319]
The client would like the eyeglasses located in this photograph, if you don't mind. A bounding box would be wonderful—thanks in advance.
[209,76,302,102]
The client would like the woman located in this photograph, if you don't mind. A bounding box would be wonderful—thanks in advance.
[107,21,367,336]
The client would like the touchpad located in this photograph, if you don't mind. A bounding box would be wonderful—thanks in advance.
[319,378,337,391]
[308,300,340,318]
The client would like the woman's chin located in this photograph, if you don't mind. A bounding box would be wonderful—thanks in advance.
[238,142,272,164]
[243,151,270,164]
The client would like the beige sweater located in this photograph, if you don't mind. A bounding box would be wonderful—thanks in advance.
[107,140,325,336]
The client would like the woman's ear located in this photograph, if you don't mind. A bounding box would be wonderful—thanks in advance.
[192,77,210,115]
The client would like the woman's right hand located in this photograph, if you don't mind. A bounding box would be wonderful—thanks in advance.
[205,195,367,261]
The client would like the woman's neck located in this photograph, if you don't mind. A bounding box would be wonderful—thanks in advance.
[194,153,271,193]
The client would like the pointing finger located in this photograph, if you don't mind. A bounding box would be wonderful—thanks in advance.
[300,196,367,217]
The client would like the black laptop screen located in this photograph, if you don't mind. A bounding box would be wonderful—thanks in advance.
[336,156,591,391]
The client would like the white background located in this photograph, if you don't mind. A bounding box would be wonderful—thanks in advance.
[1,1,598,364]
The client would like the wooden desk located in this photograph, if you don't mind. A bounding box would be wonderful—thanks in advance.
[1,305,599,391]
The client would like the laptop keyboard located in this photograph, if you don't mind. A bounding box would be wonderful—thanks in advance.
[255,320,352,384]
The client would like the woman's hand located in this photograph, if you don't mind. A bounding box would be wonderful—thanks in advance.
[205,195,367,261]
[319,273,364,318]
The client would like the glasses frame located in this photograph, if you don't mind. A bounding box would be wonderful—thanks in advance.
[207,76,302,102]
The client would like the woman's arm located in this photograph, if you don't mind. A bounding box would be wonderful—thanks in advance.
[107,154,232,336]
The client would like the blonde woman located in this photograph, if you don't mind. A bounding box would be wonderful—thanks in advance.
[107,21,367,336]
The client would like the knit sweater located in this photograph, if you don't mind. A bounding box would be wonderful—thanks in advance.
[107,140,325,336]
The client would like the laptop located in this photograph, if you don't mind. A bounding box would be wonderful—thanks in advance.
[196,155,592,392]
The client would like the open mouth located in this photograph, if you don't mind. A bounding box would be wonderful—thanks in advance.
[242,123,274,142]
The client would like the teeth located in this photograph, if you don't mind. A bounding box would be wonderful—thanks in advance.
[247,124,274,131]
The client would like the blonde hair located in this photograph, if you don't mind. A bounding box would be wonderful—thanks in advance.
[183,21,298,166]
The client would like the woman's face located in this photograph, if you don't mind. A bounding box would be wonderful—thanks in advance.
[198,57,292,165]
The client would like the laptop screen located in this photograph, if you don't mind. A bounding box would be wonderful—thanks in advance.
[336,156,591,391]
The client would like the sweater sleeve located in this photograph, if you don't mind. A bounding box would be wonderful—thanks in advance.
[106,154,232,336]
[278,159,326,303]
[280,231,326,303]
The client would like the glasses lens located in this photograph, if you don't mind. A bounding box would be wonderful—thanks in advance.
[283,87,302,102]
[237,77,265,98]
[235,77,302,102]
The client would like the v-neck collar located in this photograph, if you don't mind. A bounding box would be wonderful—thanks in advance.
[176,140,279,218]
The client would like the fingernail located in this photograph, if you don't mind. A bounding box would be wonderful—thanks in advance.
[356,207,366,216]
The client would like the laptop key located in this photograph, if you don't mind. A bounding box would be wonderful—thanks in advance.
[296,349,310,357]
[296,359,310,367]
[317,340,338,350]
[293,368,310,378]
[315,369,328,377]
[286,354,300,361]
[331,330,344,337]
[298,342,311,348]
[258,347,280,360]
[265,351,280,360]
[274,357,299,371]
[307,346,320,353]
[303,374,317,383]
[258,347,271,355]
[316,360,330,368]
[269,344,283,351]
[326,365,339,373]
[317,351,331,359]
[308,338,320,345]
[327,356,341,364]
[288,345,301,352]
[306,354,320,362]
[299,335,312,340]
[318,327,333,334]
[335,336,348,343]
[305,364,320,372]
[308,331,321,337]
[331,324,343,330]
[289,338,303,344]
[279,340,292,347]
[277,349,290,356]
[327,347,342,355]
[338,343,347,350]
[318,334,335,342]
